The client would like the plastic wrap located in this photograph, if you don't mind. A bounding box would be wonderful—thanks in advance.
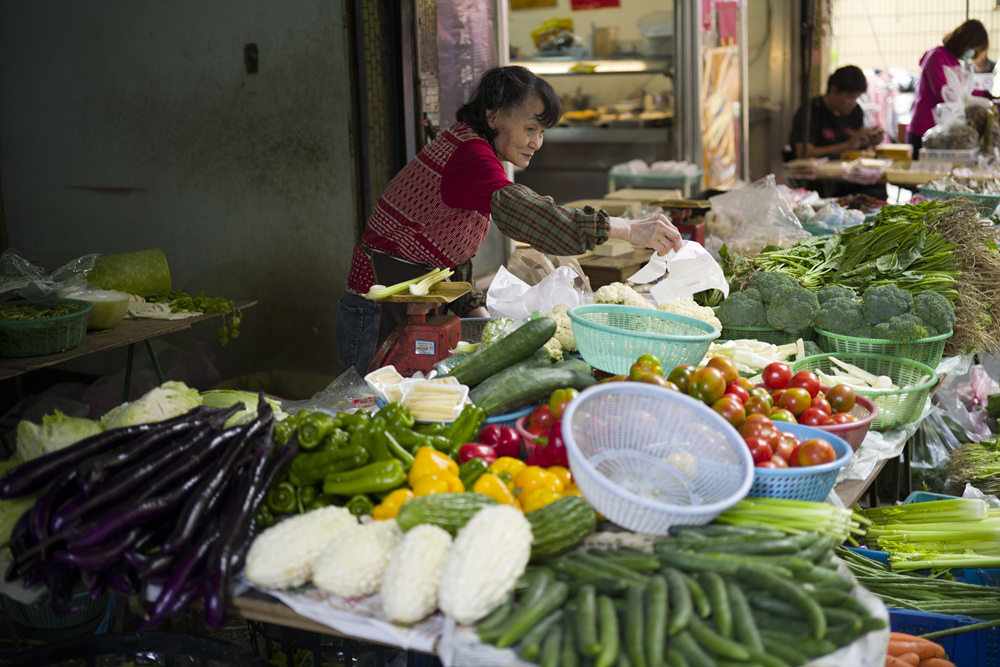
[704,174,811,257]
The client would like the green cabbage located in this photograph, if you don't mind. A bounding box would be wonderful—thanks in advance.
[199,389,286,426]
[0,460,35,559]
[100,380,202,430]
[16,410,103,462]
[479,317,517,349]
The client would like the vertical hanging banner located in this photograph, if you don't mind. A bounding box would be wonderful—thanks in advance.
[438,0,497,130]
[571,0,620,9]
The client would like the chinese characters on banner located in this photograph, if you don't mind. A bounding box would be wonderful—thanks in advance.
[570,0,620,9]
[437,0,497,130]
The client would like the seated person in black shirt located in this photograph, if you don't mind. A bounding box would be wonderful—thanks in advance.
[789,65,886,199]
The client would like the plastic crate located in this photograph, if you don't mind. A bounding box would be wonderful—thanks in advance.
[749,422,853,501]
[814,327,951,369]
[607,170,703,198]
[889,608,1000,667]
[460,317,490,344]
[918,186,1000,218]
[0,298,92,358]
[791,353,938,430]
[851,545,1000,588]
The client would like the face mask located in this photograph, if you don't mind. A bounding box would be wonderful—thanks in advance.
[962,49,975,61]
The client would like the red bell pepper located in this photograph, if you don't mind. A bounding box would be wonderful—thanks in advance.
[538,421,568,467]
[478,424,522,459]
[457,443,498,466]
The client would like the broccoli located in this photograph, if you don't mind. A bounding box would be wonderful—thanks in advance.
[873,313,930,341]
[813,297,866,336]
[910,290,955,335]
[716,288,768,328]
[861,284,913,326]
[765,284,820,334]
[816,284,857,305]
[802,340,824,357]
[749,271,800,301]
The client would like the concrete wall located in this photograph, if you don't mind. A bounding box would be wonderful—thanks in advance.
[0,1,356,387]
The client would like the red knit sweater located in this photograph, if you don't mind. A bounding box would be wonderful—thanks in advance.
[347,123,512,295]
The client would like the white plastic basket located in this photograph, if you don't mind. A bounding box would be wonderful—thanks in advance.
[562,383,754,536]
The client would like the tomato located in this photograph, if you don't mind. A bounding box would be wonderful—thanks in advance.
[772,436,795,462]
[739,416,780,449]
[600,374,629,383]
[637,372,673,388]
[762,362,792,390]
[706,356,739,384]
[778,387,813,417]
[788,444,802,467]
[527,404,554,431]
[798,438,837,466]
[667,365,697,393]
[798,407,831,426]
[742,413,773,429]
[711,396,746,429]
[757,460,778,468]
[744,396,773,417]
[770,455,789,468]
[745,437,774,465]
[736,377,755,391]
[825,384,857,414]
[687,366,727,405]
[788,370,821,398]
[810,394,832,415]
[768,408,797,423]
[724,382,750,404]
[630,360,660,382]
[748,386,773,405]
[824,412,857,425]
[770,389,784,405]
[636,354,663,374]
[549,388,579,420]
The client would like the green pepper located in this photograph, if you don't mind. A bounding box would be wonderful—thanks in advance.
[345,494,375,518]
[458,457,490,489]
[337,410,372,432]
[443,404,487,457]
[296,485,318,513]
[384,431,415,469]
[255,504,275,528]
[297,411,340,449]
[304,494,335,512]
[375,401,414,429]
[387,424,454,454]
[321,427,351,452]
[288,445,370,486]
[365,420,394,462]
[323,459,407,497]
[266,481,298,514]
[415,421,449,436]
[273,419,297,447]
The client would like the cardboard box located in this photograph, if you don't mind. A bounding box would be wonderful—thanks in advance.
[603,188,684,202]
[562,199,643,217]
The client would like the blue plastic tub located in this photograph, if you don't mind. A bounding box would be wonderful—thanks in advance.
[890,608,1000,667]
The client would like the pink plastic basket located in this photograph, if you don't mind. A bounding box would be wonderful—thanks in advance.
[807,392,879,452]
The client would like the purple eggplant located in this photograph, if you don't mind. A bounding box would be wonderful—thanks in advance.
[105,561,139,596]
[52,526,141,571]
[26,467,77,544]
[80,567,107,600]
[145,517,224,626]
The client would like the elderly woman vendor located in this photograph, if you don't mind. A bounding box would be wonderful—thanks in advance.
[336,65,683,375]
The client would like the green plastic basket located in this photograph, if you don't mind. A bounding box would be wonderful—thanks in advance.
[2,590,109,629]
[568,304,719,375]
[0,298,92,358]
[719,324,816,345]
[791,352,938,430]
[814,327,950,369]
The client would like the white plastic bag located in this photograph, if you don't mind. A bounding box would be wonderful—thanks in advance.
[486,265,585,320]
[705,174,810,257]
[923,66,984,149]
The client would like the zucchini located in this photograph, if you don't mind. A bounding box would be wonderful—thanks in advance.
[468,348,553,405]
[526,495,598,560]
[474,366,597,416]
[447,318,557,387]
[395,492,496,534]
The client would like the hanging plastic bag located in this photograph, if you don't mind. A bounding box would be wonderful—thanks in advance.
[704,174,810,258]
[486,265,586,320]
[922,66,984,149]
[0,248,96,301]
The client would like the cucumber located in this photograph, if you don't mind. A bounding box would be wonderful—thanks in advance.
[539,618,564,667]
[595,595,620,667]
[677,570,711,618]
[561,611,580,667]
[526,495,598,560]
[739,567,826,640]
[473,366,597,416]
[517,609,563,662]
[447,318,557,387]
[625,582,648,667]
[476,590,516,643]
[726,581,763,653]
[495,580,570,648]
[468,348,553,405]
[663,567,693,635]
[395,492,496,534]
[564,553,650,587]
[700,572,732,639]
[574,584,601,657]
[644,575,668,667]
[688,616,750,662]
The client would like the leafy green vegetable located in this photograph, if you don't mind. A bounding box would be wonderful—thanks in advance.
[100,381,202,430]
[0,301,88,321]
[0,460,36,559]
[480,317,516,348]
[199,389,286,426]
[148,289,242,345]
[16,410,103,462]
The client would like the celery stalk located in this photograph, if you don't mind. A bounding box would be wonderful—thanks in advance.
[364,267,446,301]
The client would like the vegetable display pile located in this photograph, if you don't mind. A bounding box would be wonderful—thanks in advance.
[147,289,243,345]
[0,398,292,630]
[724,200,1000,356]
[0,300,88,321]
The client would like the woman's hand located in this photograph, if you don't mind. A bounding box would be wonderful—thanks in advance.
[609,214,683,255]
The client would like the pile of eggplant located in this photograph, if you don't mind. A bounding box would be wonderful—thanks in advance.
[0,396,295,630]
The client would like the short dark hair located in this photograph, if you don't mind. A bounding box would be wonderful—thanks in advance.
[456,66,562,141]
[943,19,989,59]
[827,65,867,94]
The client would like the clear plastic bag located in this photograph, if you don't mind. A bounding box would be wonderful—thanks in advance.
[910,405,962,494]
[922,66,985,149]
[0,248,97,301]
[704,174,810,257]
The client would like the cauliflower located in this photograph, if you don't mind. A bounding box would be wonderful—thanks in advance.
[244,506,358,590]
[593,282,652,309]
[543,304,576,352]
[438,505,533,625]
[543,336,564,362]
[657,300,722,331]
[380,524,453,625]
[312,519,402,598]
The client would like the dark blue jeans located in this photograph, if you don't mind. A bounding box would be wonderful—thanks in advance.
[335,291,381,376]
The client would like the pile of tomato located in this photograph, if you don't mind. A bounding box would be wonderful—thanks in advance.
[620,355,855,469]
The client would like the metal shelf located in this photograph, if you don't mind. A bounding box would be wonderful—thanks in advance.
[512,56,670,75]
[541,125,671,144]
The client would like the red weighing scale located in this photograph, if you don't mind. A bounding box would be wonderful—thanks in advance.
[368,282,472,377]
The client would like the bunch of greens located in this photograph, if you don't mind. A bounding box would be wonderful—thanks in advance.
[148,289,243,345]
[0,300,88,321]
[947,437,1000,496]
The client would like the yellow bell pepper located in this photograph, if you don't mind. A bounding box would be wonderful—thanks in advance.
[521,487,562,514]
[547,465,573,490]
[408,446,459,488]
[513,465,562,498]
[472,472,518,506]
[489,456,526,480]
[372,488,415,520]
[412,472,465,496]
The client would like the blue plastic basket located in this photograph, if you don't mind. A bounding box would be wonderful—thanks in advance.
[484,404,535,428]
[568,305,719,376]
[850,546,1000,588]
[749,422,853,502]
[890,608,1000,667]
